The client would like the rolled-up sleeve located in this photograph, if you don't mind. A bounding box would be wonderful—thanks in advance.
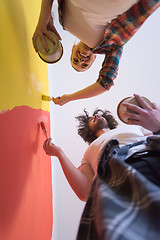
[97,47,123,90]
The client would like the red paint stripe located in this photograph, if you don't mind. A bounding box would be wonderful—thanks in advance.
[0,106,53,240]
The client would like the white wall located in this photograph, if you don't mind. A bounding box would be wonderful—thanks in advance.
[49,5,160,240]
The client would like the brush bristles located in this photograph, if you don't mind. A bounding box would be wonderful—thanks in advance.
[40,121,45,129]
[42,94,52,101]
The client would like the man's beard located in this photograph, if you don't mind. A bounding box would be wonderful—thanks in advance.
[92,118,108,133]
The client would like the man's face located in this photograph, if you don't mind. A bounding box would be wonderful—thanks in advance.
[71,42,96,72]
[88,114,108,133]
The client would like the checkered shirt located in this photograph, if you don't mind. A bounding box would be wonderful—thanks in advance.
[76,141,160,240]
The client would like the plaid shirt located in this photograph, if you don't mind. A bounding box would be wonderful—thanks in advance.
[58,0,160,90]
[93,0,160,89]
[76,140,160,240]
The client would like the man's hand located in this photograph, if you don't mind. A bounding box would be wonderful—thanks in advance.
[43,138,61,156]
[121,94,160,133]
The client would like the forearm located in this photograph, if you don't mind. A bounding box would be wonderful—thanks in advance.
[57,149,91,201]
[69,82,107,102]
[43,139,90,200]
[38,0,54,23]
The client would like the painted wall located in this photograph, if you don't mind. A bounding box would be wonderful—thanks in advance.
[49,4,160,240]
[0,0,53,240]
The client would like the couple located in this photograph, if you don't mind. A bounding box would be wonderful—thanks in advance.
[33,1,160,239]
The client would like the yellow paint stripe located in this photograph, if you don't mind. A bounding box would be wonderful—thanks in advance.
[0,0,50,111]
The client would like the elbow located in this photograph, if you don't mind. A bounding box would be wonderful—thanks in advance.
[74,174,93,202]
[78,194,88,202]
[76,188,90,202]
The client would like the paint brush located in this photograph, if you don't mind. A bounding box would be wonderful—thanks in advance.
[42,94,53,102]
[40,121,49,138]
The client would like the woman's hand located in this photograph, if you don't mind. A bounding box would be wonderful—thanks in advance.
[52,94,71,106]
[32,15,61,53]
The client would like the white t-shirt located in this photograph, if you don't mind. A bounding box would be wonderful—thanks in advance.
[62,0,138,48]
[81,125,151,174]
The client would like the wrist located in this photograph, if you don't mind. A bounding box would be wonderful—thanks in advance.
[39,13,51,24]
[56,147,64,158]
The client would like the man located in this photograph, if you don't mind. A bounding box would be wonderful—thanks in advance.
[33,0,160,106]
[43,108,119,201]
[43,94,160,239]
[43,93,160,186]
[76,95,160,240]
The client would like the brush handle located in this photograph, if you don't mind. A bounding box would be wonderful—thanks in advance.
[47,97,52,101]
[43,129,49,138]
[40,122,49,138]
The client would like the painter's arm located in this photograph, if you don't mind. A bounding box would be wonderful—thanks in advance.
[53,47,123,106]
[43,138,94,201]
[53,82,107,106]
[32,0,61,52]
